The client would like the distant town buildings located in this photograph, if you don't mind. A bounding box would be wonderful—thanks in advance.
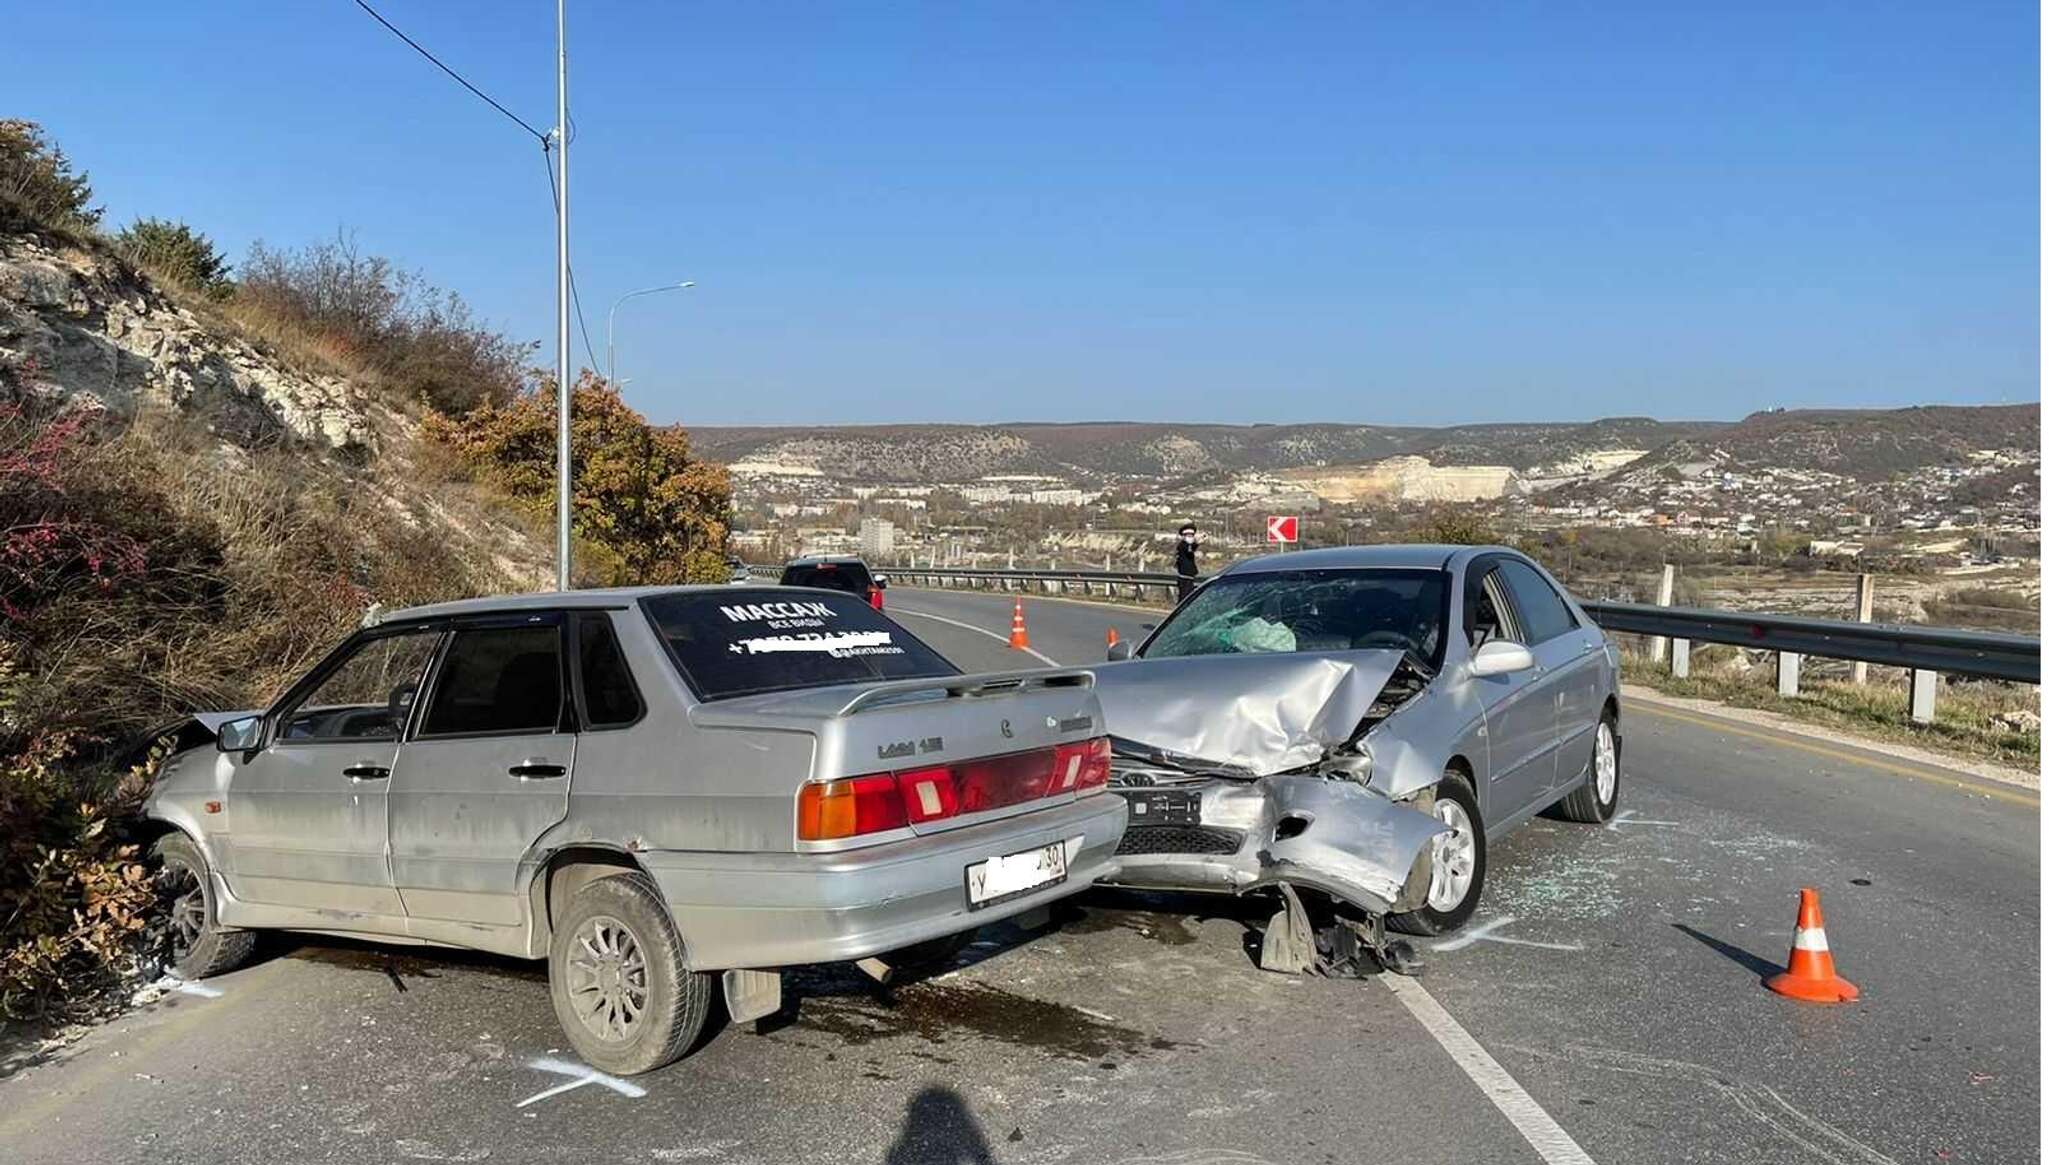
[859,515,898,559]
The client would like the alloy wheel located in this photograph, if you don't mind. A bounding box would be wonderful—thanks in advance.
[566,916,650,1041]
[1425,798,1477,913]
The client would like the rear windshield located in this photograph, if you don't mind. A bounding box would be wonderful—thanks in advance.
[641,589,956,701]
[778,561,873,594]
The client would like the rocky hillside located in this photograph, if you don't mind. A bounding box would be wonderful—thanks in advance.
[684,406,2037,486]
[1,226,549,589]
[686,416,1726,481]
[1608,404,2041,483]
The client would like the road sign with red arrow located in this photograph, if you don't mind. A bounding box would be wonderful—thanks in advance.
[1266,515,1300,544]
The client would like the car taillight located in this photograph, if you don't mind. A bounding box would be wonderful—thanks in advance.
[798,737,1114,840]
[797,773,906,841]
[1051,737,1112,796]
[868,587,884,610]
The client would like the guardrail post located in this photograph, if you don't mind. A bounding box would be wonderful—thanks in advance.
[1776,651,1801,698]
[1671,638,1691,679]
[1909,669,1937,724]
[1852,573,1874,684]
[1650,564,1674,663]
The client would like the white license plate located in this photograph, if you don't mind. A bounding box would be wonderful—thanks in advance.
[965,840,1069,907]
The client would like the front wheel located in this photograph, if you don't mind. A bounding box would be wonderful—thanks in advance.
[548,874,710,1075]
[1388,770,1486,936]
[1551,710,1621,823]
[152,834,256,979]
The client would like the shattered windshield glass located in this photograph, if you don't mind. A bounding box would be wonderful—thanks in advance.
[1140,569,1450,669]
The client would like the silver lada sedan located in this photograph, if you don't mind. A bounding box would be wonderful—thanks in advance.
[143,586,1125,1073]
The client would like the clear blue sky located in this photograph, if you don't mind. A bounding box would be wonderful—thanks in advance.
[7,2,2038,426]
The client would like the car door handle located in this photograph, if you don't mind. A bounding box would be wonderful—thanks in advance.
[508,761,568,779]
[342,764,391,781]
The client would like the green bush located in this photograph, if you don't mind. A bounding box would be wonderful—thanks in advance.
[115,217,232,298]
[238,234,533,414]
[0,119,99,233]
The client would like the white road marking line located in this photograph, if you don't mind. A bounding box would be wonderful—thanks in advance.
[514,1057,647,1108]
[1606,810,1678,832]
[886,606,1063,667]
[1385,977,1598,1165]
[1429,915,1585,953]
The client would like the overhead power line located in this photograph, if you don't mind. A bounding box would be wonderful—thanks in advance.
[541,150,602,375]
[350,0,601,377]
[351,0,548,144]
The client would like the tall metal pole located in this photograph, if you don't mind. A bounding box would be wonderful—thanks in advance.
[554,0,572,591]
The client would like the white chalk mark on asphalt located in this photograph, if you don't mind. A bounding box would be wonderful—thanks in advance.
[1429,915,1586,953]
[886,606,1062,667]
[1606,810,1678,832]
[1563,1045,1899,1164]
[514,1057,646,1108]
[1385,976,1598,1164]
[157,975,223,998]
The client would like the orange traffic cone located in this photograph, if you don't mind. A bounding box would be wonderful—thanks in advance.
[1765,888,1859,1003]
[1007,599,1031,651]
[1105,626,1120,650]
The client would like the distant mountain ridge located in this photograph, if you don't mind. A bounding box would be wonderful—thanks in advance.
[682,405,2035,483]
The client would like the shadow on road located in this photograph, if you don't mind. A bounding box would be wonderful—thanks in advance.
[1672,922,1786,980]
[883,1085,998,1165]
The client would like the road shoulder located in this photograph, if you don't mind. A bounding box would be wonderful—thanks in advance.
[1623,683,2039,795]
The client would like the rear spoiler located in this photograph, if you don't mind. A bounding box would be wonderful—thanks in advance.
[837,669,1095,717]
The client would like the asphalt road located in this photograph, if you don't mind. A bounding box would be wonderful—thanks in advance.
[0,589,2037,1164]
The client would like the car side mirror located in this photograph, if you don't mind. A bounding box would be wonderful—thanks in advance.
[216,715,263,752]
[1106,638,1135,662]
[1467,639,1534,678]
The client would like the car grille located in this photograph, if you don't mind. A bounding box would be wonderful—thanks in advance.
[1115,824,1246,856]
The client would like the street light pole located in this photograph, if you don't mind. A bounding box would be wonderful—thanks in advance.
[608,281,696,387]
[554,0,571,591]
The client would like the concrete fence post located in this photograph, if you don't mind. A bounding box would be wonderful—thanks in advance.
[1650,563,1675,663]
[1671,638,1691,679]
[1776,651,1801,698]
[1909,669,1937,724]
[1852,573,1875,684]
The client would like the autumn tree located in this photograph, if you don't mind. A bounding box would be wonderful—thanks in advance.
[426,372,732,585]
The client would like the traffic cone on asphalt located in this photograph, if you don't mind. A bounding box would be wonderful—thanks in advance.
[1008,599,1031,651]
[1764,888,1860,1003]
[1105,627,1120,650]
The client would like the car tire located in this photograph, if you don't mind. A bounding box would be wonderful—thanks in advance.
[1551,708,1621,824]
[152,833,257,979]
[549,873,709,1075]
[1387,769,1486,936]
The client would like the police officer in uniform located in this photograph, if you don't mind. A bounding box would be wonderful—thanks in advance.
[1174,522,1201,602]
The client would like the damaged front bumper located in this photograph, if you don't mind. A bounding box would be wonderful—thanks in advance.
[1104,769,1447,918]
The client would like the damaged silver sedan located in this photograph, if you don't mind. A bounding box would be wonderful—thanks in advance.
[1093,545,1622,971]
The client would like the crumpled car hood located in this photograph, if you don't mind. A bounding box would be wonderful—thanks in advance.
[1090,650,1407,776]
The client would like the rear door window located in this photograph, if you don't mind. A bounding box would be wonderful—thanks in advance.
[641,589,957,701]
[574,612,644,728]
[779,562,871,595]
[1496,560,1580,646]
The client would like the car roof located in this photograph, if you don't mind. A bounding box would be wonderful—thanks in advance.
[783,555,869,567]
[1218,543,1491,575]
[380,584,781,624]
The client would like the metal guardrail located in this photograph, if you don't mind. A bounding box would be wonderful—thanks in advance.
[749,563,1194,601]
[1577,601,2039,685]
[747,564,2040,716]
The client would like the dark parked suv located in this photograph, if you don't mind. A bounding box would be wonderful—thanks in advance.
[779,555,887,610]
